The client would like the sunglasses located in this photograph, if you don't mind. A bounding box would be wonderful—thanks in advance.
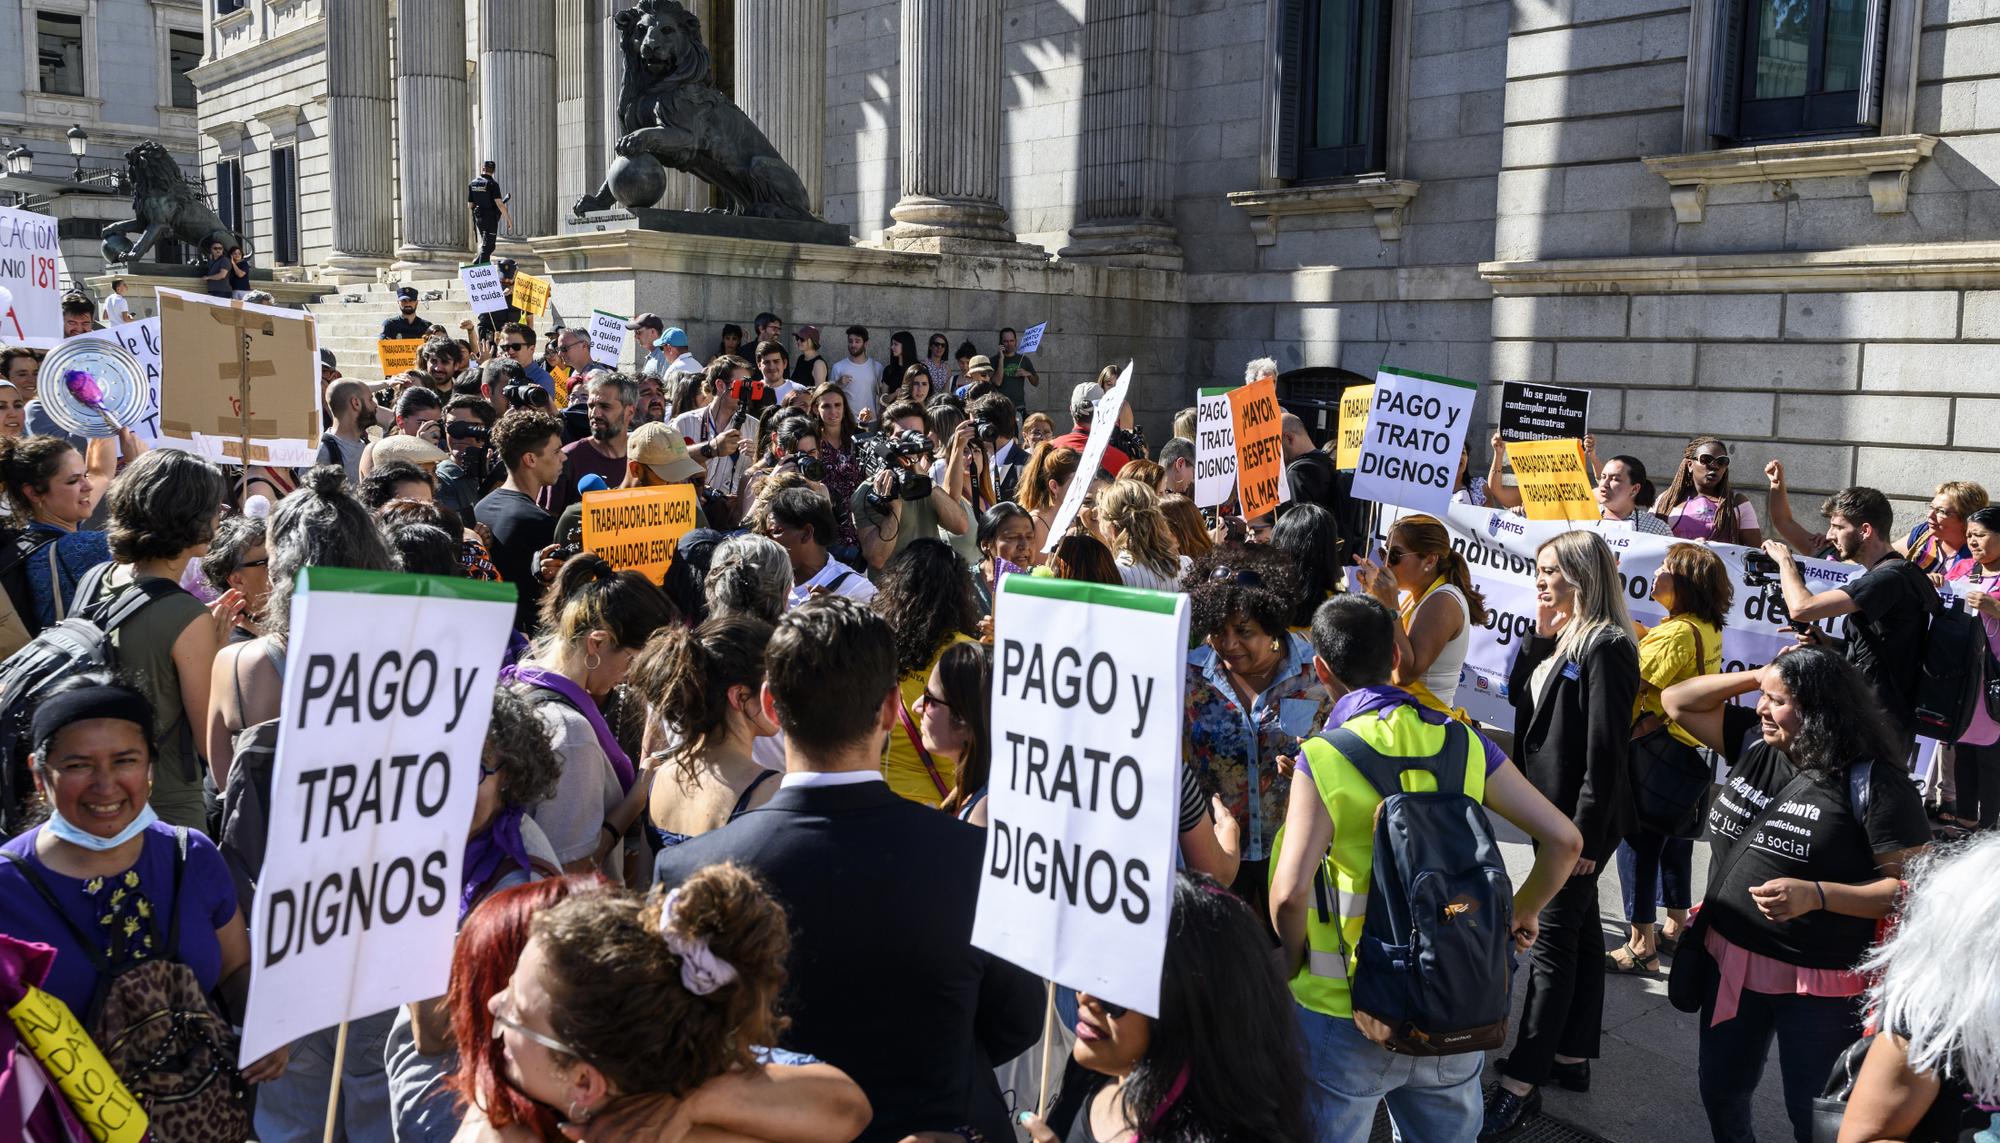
[489,995,578,1058]
[503,342,530,352]
[1384,547,1408,564]
[1693,454,1730,468]
[918,689,951,710]
[239,558,269,569]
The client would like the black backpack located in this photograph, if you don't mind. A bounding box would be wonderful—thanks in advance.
[1326,721,1515,1055]
[1911,590,1983,742]
[0,563,182,837]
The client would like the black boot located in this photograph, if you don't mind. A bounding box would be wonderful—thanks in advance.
[1479,1085,1542,1139]
[1550,1059,1591,1092]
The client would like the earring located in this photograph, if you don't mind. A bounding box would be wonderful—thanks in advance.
[584,652,603,673]
[1270,638,1282,653]
[567,1100,594,1125]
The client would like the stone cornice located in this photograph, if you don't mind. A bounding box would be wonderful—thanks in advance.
[188,18,325,90]
[1226,179,1422,245]
[1640,134,1939,223]
[1479,241,2000,295]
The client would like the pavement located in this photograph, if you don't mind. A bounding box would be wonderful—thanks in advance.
[1476,811,1797,1143]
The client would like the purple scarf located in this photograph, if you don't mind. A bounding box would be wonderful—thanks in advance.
[459,806,534,920]
[501,663,635,791]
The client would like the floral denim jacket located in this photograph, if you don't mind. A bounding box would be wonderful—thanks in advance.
[1183,634,1331,862]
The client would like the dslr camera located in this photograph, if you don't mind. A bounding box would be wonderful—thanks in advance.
[503,383,551,409]
[970,416,1004,445]
[776,452,826,484]
[860,429,934,514]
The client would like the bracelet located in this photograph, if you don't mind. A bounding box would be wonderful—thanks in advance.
[1814,881,1827,911]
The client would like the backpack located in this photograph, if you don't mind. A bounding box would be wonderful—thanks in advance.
[0,563,183,838]
[1911,591,1983,742]
[2,828,253,1142]
[1324,721,1514,1056]
[0,529,59,656]
[215,645,284,917]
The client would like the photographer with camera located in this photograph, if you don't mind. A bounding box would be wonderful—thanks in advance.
[739,409,827,516]
[1760,485,1940,757]
[853,404,969,579]
[434,395,500,520]
[671,357,757,501]
[967,393,1025,503]
[358,384,445,481]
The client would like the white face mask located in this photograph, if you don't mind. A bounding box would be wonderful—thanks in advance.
[45,802,157,852]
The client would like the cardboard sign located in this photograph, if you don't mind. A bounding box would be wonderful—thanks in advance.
[1351,366,1479,516]
[239,567,515,1065]
[0,205,63,347]
[460,262,509,315]
[1335,384,1374,471]
[1193,387,1235,510]
[510,271,552,317]
[377,338,425,378]
[1498,382,1591,444]
[1506,438,1597,522]
[973,574,1189,1017]
[7,985,148,1143]
[1042,361,1134,552]
[156,288,322,468]
[1016,321,1047,356]
[579,484,699,584]
[1227,377,1290,520]
[588,310,628,367]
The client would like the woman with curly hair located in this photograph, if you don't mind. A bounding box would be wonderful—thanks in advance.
[874,539,979,805]
[1181,543,1328,911]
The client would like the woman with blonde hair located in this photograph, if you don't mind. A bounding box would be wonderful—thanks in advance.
[1353,513,1489,713]
[1018,443,1082,559]
[1098,480,1187,591]
[1020,411,1055,453]
[1485,530,1641,1135]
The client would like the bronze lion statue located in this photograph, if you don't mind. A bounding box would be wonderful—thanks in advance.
[572,0,816,221]
[101,141,251,265]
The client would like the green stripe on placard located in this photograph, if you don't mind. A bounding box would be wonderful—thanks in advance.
[593,309,630,322]
[1378,366,1479,391]
[1198,386,1233,397]
[1000,573,1180,615]
[297,566,517,603]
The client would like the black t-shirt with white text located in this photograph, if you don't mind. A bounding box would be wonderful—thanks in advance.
[475,488,554,632]
[1702,706,1930,969]
[467,175,506,222]
[1839,555,1936,739]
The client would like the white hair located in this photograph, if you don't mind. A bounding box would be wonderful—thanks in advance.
[1244,357,1279,384]
[1860,833,2000,1101]
[704,533,794,624]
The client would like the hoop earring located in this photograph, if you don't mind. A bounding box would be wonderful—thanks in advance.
[584,652,603,673]
[567,1100,594,1125]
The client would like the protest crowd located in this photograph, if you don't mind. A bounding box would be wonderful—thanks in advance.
[3,276,2000,1143]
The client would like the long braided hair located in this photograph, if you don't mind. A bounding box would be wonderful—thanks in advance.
[1654,435,1749,544]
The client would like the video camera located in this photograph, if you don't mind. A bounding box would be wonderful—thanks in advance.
[1741,550,1812,634]
[503,383,551,410]
[859,429,935,514]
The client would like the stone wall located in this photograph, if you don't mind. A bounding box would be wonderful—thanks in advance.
[191,32,333,274]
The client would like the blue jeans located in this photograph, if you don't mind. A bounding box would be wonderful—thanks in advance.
[1296,1003,1483,1142]
[1698,976,1862,1143]
[253,1009,397,1143]
[1616,830,1694,926]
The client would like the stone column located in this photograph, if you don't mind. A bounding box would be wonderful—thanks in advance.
[735,0,826,213]
[393,0,472,272]
[321,0,394,281]
[481,0,558,247]
[1058,0,1181,268]
[554,0,600,220]
[883,0,1038,254]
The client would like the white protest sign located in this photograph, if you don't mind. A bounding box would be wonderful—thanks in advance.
[1017,321,1047,356]
[239,567,516,1065]
[588,310,628,366]
[1193,387,1235,510]
[974,575,1189,1017]
[1350,366,1480,517]
[1041,361,1134,552]
[84,317,166,446]
[0,205,63,347]
[460,262,509,315]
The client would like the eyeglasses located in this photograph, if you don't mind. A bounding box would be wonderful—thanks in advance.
[489,994,578,1058]
[239,558,269,569]
[1927,504,1961,519]
[1694,454,1730,468]
[918,690,951,710]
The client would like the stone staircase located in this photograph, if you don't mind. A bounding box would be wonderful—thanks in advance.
[306,281,482,384]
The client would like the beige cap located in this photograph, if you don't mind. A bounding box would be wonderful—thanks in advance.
[371,432,448,468]
[629,421,704,482]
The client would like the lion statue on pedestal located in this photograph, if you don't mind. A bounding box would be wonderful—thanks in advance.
[101,141,251,265]
[571,0,817,221]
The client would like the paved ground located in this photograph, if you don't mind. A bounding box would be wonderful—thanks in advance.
[1479,812,1796,1143]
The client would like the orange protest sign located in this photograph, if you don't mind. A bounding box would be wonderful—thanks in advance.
[376,338,424,378]
[1227,378,1289,520]
[1507,437,1597,521]
[510,272,552,317]
[580,484,698,583]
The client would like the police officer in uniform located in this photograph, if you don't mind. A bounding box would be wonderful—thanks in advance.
[467,159,511,263]
[381,286,434,340]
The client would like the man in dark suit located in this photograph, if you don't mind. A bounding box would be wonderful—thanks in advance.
[654,598,1043,1143]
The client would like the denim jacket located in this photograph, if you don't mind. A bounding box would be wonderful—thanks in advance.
[1183,634,1330,861]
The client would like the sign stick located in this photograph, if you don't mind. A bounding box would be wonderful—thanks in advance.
[1036,980,1058,1119]
[322,1020,349,1143]
[236,318,253,502]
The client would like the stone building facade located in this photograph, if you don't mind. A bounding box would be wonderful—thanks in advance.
[192,0,2000,523]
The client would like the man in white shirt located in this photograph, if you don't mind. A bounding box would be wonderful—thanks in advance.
[765,485,877,608]
[827,324,884,424]
[661,326,704,378]
[102,278,133,324]
[670,357,755,497]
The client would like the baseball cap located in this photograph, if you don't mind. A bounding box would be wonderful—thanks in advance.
[395,286,419,301]
[794,324,821,343]
[965,355,995,377]
[371,433,448,468]
[496,258,518,274]
[319,348,339,371]
[663,327,690,348]
[627,313,665,333]
[629,422,705,482]
[577,473,611,494]
[1070,381,1106,413]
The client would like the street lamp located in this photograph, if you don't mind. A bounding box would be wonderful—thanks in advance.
[2,143,30,178]
[65,125,87,181]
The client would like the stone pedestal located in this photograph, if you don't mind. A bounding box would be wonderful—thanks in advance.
[882,0,1044,258]
[736,0,826,212]
[322,0,394,282]
[393,0,472,273]
[87,270,336,317]
[1058,0,1181,270]
[482,0,558,244]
